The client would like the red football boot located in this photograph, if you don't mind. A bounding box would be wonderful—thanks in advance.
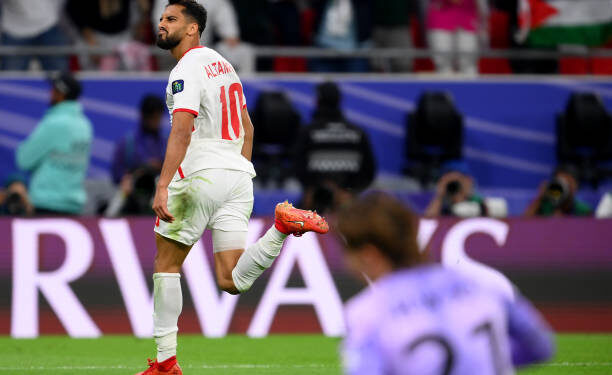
[135,356,182,375]
[274,201,329,237]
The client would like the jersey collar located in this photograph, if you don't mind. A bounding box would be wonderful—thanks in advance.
[181,45,204,59]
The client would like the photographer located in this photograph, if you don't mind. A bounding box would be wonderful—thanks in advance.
[294,81,376,214]
[0,174,34,216]
[107,94,167,216]
[524,167,592,217]
[425,163,486,217]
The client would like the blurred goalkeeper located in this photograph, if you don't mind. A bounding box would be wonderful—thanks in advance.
[136,1,329,374]
[337,192,554,375]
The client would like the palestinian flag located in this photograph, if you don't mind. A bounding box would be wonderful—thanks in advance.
[517,0,612,47]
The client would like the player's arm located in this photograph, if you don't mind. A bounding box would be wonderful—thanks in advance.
[506,295,555,366]
[152,111,194,222]
[240,105,254,161]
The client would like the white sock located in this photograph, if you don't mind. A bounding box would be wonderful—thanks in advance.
[153,273,182,362]
[231,226,288,293]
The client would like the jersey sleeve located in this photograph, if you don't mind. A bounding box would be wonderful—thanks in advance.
[169,59,202,116]
[506,294,555,366]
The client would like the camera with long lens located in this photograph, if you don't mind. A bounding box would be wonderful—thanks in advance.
[2,192,28,216]
[543,178,569,208]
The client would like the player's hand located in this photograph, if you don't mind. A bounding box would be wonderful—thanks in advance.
[152,186,175,223]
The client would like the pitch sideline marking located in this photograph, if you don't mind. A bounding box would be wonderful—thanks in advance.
[1,362,612,371]
[0,363,339,371]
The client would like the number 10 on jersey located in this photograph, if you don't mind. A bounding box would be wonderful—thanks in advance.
[220,83,244,140]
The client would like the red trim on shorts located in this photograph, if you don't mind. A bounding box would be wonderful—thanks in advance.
[181,45,204,59]
[242,103,247,110]
[173,108,198,116]
[155,217,160,227]
[178,166,185,179]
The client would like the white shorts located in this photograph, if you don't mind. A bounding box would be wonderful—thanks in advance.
[154,169,254,251]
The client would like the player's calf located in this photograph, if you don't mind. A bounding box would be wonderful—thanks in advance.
[154,234,192,273]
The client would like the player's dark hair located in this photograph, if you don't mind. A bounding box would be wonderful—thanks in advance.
[140,94,165,117]
[168,0,207,36]
[337,192,423,269]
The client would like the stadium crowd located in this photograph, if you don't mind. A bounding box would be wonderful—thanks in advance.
[1,0,611,74]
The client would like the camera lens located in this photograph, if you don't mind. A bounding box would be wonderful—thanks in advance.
[446,180,461,196]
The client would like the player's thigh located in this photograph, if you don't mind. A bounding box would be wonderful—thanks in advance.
[209,171,254,252]
[154,173,220,247]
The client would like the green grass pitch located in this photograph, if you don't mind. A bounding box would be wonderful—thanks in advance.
[0,334,610,374]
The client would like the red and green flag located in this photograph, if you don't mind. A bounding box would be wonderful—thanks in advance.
[517,0,612,47]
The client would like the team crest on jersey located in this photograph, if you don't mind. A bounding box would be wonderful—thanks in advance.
[172,80,184,94]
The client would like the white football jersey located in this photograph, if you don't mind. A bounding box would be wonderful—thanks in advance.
[165,46,256,181]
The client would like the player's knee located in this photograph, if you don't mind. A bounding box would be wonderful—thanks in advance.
[217,276,240,295]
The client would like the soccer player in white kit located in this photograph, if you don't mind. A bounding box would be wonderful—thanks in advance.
[136,1,329,374]
[336,193,554,375]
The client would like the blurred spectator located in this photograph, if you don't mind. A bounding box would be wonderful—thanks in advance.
[494,0,558,74]
[67,0,153,71]
[310,0,372,72]
[111,94,167,184]
[372,0,412,72]
[232,0,304,72]
[294,81,376,214]
[0,174,34,216]
[231,0,274,47]
[106,94,167,216]
[524,166,592,217]
[0,0,69,71]
[16,72,92,215]
[424,162,486,217]
[425,0,489,75]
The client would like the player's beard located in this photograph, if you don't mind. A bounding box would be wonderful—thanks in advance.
[156,31,181,50]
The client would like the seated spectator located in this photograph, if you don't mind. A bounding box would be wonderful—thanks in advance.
[0,174,34,216]
[16,72,92,215]
[294,81,376,214]
[426,0,489,75]
[0,0,69,71]
[372,0,412,72]
[425,162,486,217]
[107,94,167,216]
[310,0,372,72]
[524,166,592,217]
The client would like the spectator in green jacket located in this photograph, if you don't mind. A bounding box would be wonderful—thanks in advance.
[16,72,93,215]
